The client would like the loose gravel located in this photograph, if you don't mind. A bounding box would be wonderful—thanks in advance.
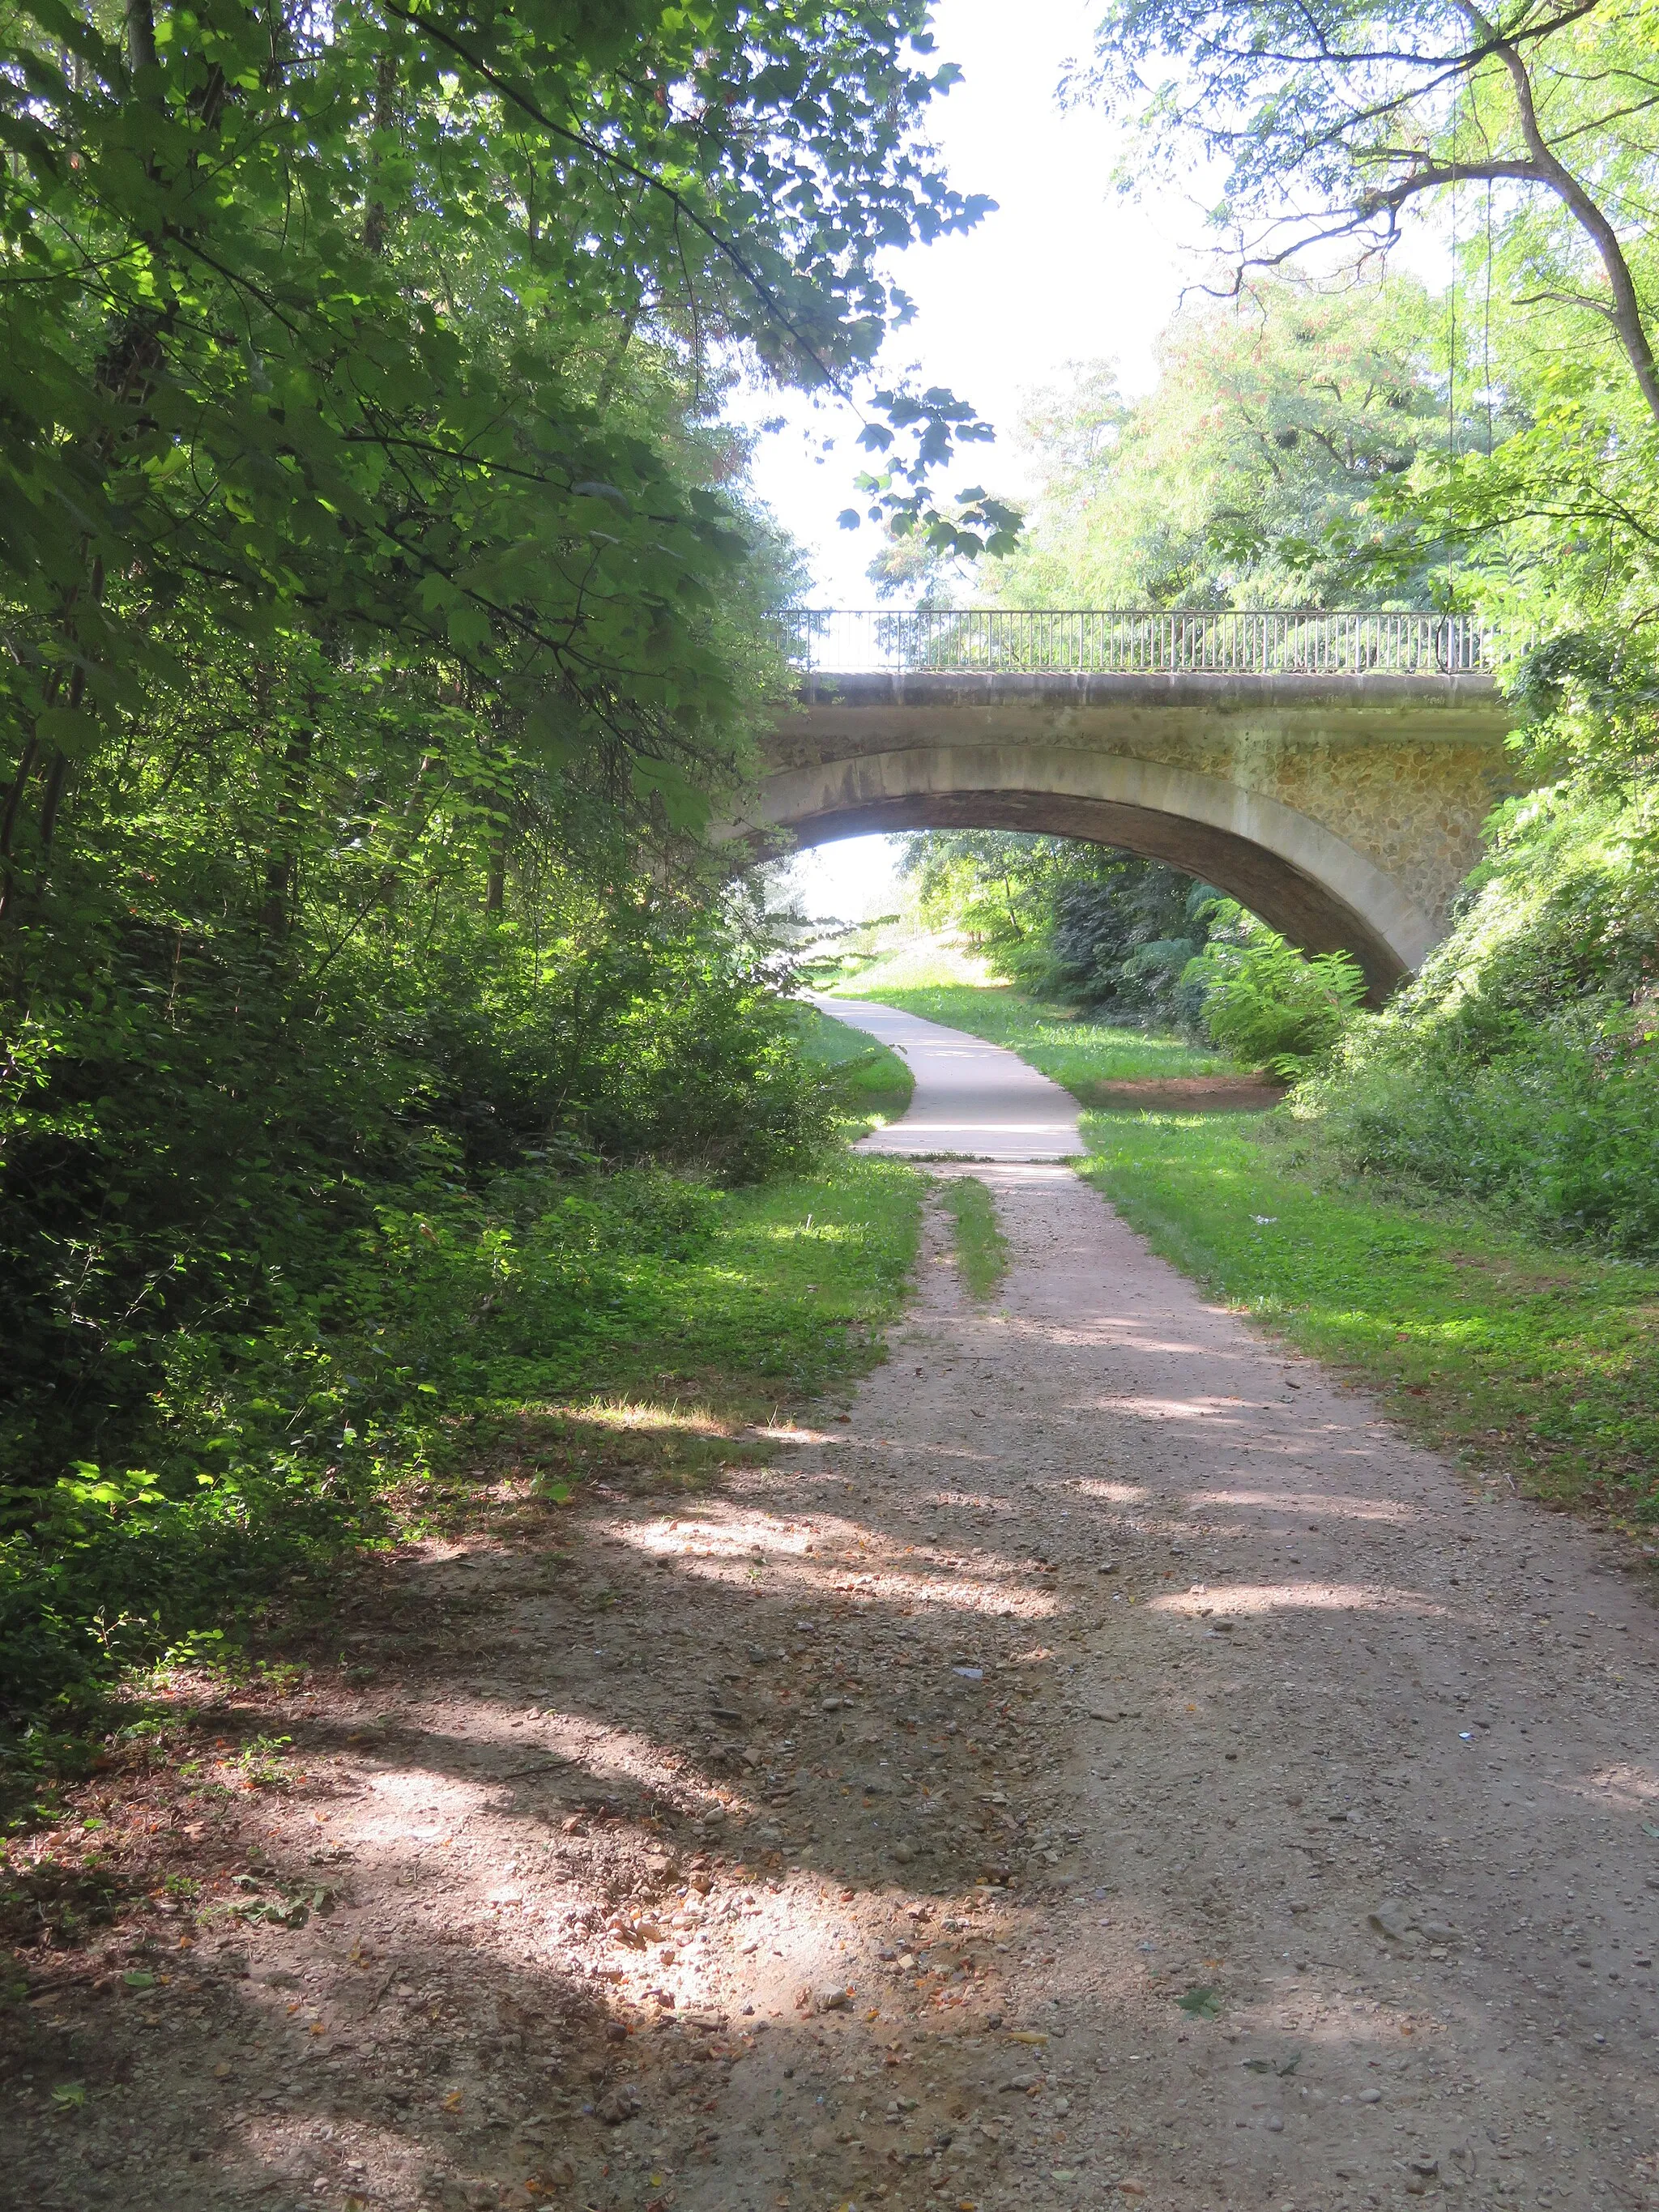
[7,1164,1658,2212]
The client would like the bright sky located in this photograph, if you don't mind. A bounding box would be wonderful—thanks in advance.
[742,0,1209,927]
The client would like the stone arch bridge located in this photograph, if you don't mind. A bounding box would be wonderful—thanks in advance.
[728,609,1520,999]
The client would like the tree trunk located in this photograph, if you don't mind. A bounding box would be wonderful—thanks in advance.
[260,722,315,941]
[363,36,399,254]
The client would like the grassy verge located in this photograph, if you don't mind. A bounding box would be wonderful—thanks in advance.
[829,978,1239,1097]
[817,928,992,995]
[940,1174,1010,1299]
[481,1150,923,1488]
[1080,1107,1659,1530]
[2,1152,923,1763]
[795,1004,915,1135]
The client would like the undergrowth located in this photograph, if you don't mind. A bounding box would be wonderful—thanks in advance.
[0,1153,922,1756]
[1294,784,1659,1254]
[939,1174,1009,1298]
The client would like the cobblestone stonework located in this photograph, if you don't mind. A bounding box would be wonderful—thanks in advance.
[1122,723,1512,925]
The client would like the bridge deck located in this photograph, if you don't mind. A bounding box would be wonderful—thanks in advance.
[790,668,1499,713]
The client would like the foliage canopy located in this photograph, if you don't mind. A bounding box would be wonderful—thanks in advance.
[0,0,1011,1725]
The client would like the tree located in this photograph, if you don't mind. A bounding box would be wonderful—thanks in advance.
[0,2,1030,1646]
[1078,0,1659,427]
[0,0,1006,917]
[1076,0,1659,733]
[898,830,1223,1021]
[990,276,1469,607]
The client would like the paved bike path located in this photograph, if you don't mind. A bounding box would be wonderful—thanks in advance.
[808,993,1081,1161]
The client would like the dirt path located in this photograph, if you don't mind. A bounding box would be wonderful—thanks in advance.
[9,1166,1659,2212]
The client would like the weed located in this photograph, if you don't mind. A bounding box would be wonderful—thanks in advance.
[940,1177,1009,1298]
[1183,905,1367,1076]
[233,1736,294,1789]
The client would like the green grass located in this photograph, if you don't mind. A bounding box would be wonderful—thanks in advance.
[557,1151,923,1407]
[828,978,1239,1095]
[491,1150,923,1496]
[794,1004,915,1134]
[0,1153,924,1747]
[939,1174,1010,1300]
[819,930,992,995]
[1079,1108,1659,1528]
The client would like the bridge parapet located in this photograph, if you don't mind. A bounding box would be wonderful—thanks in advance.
[770,607,1503,678]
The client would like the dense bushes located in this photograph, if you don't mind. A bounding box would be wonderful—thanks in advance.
[1299,786,1659,1251]
[897,832,1227,1023]
[1021,866,1221,1021]
[2,862,830,1464]
[893,831,1377,1062]
[1183,904,1369,1077]
[0,1161,738,1714]
[0,807,843,1722]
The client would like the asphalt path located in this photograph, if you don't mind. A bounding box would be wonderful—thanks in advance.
[808,993,1082,1161]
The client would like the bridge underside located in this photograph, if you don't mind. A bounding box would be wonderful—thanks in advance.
[783,785,1410,998]
[740,731,1484,1001]
[731,664,1515,1001]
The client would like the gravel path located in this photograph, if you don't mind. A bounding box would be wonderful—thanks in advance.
[9,1163,1658,2212]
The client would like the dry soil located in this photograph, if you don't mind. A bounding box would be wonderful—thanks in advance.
[7,1166,1659,2212]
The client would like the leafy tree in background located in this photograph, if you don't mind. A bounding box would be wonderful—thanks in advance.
[898,831,1223,1023]
[1077,0,1659,710]
[1079,0,1659,1256]
[991,276,1482,608]
[1079,0,1659,425]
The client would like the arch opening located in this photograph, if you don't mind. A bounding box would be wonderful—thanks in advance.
[736,740,1450,1003]
[773,795,1412,1001]
[783,793,1404,998]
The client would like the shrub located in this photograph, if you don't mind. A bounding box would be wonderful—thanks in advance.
[1182,905,1368,1076]
[1294,782,1659,1252]
[0,1166,724,1715]
[0,859,842,1723]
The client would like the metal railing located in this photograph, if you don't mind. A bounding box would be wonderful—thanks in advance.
[769,607,1499,677]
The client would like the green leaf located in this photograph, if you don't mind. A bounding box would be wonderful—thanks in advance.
[629,755,709,832]
[1176,1984,1223,2018]
[36,707,100,759]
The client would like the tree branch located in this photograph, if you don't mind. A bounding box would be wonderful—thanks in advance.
[1448,0,1659,424]
[379,0,853,406]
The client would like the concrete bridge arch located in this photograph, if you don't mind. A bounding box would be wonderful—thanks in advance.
[731,663,1518,999]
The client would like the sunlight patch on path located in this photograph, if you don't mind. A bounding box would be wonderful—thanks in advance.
[1149,1580,1449,1619]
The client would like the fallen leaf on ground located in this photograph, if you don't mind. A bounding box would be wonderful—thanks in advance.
[1176,1984,1223,2018]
